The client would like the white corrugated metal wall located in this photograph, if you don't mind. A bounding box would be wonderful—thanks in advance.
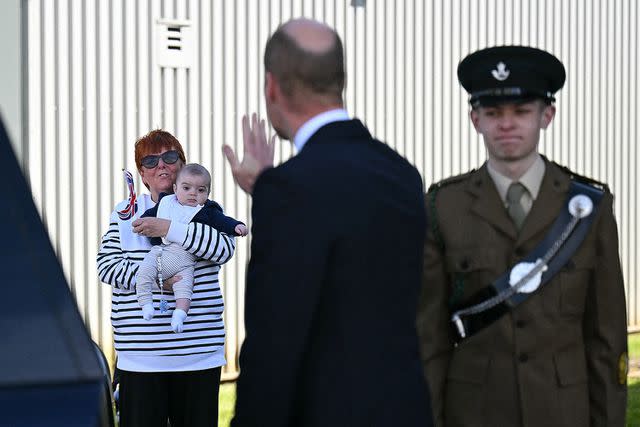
[25,0,639,377]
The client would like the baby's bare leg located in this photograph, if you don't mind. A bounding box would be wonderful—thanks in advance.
[175,298,191,312]
[171,264,194,333]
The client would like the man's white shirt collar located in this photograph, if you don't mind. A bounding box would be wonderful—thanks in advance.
[293,108,350,152]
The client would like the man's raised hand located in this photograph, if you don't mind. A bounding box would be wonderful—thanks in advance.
[223,113,275,195]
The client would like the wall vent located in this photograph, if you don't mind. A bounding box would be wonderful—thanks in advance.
[155,18,193,68]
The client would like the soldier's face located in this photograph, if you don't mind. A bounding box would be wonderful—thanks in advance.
[471,100,555,165]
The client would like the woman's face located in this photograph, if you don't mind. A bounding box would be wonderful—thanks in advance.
[139,147,183,199]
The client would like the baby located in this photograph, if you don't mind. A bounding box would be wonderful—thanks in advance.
[135,163,247,332]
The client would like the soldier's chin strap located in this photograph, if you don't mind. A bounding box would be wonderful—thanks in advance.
[451,180,604,342]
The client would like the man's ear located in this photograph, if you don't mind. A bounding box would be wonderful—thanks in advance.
[265,72,277,103]
[541,104,556,129]
[173,183,177,193]
[470,109,481,132]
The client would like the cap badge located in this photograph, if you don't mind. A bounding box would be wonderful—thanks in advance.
[492,62,510,81]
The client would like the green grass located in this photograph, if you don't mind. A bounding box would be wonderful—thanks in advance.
[218,382,236,427]
[217,336,640,426]
[629,378,640,427]
[629,334,640,427]
[630,333,640,360]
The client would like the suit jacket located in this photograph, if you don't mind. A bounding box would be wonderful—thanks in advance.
[418,161,627,427]
[232,119,434,427]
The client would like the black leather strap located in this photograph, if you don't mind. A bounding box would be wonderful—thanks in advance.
[451,180,604,342]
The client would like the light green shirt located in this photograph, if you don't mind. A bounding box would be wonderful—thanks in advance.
[487,155,546,216]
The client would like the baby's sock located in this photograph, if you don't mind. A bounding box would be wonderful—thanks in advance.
[142,303,155,320]
[171,309,187,333]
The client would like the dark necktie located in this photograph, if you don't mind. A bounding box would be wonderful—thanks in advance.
[507,182,528,230]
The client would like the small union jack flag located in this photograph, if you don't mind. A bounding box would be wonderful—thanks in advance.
[117,169,138,220]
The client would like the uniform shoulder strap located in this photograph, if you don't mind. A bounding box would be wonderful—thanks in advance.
[427,169,476,193]
[427,169,476,251]
[552,161,610,192]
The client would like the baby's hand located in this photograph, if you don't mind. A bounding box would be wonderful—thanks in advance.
[235,224,248,236]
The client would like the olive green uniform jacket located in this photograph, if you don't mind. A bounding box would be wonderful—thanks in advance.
[418,161,627,427]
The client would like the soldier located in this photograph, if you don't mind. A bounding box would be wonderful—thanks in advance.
[418,45,628,427]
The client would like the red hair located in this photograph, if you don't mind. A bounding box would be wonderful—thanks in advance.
[134,129,186,171]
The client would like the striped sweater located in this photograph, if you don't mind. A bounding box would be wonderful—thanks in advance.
[97,194,235,372]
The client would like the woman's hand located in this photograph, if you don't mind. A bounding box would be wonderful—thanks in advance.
[132,217,171,238]
[161,274,182,292]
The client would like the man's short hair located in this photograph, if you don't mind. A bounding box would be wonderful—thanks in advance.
[264,26,345,103]
[178,163,211,189]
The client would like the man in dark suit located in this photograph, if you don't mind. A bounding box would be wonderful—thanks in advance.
[418,46,627,427]
[223,18,433,427]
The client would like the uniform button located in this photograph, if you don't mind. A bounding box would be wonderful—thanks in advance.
[460,259,470,271]
[516,320,525,328]
[519,353,528,363]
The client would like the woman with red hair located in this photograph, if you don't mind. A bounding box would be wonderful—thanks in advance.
[97,129,235,426]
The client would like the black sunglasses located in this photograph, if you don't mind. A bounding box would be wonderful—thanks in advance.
[140,150,180,169]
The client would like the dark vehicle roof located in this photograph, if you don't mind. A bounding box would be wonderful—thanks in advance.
[0,118,104,387]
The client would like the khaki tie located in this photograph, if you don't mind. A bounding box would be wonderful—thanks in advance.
[507,182,528,230]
